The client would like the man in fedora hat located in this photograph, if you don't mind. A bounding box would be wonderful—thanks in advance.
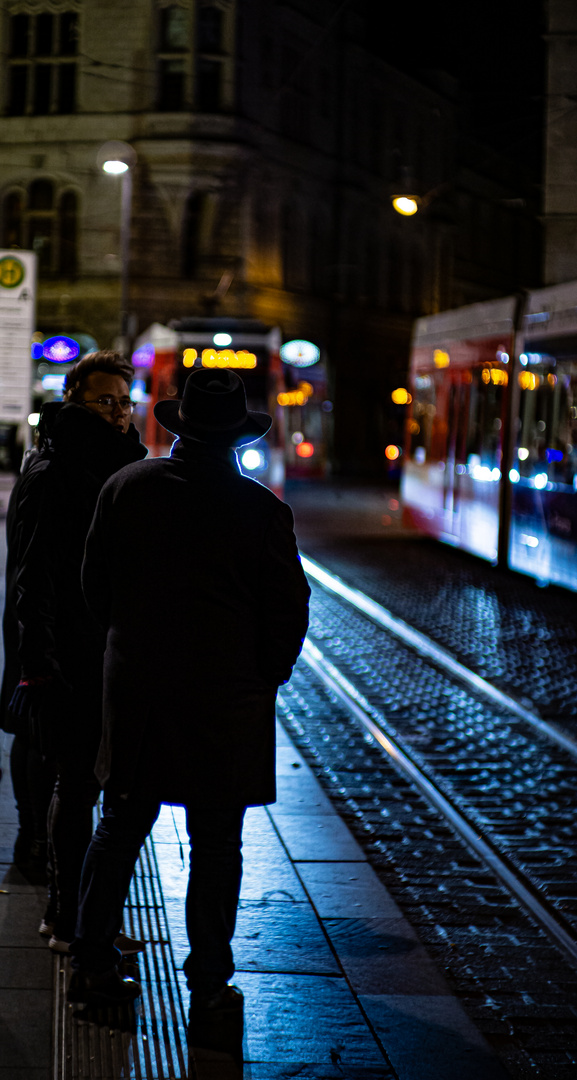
[68,368,310,1008]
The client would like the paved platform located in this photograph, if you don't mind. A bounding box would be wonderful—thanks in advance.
[0,718,507,1079]
[3,474,571,1078]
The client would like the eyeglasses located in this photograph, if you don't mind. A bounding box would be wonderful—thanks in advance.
[82,396,136,414]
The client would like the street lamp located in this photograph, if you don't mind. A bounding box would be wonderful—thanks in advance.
[392,195,420,216]
[97,140,137,353]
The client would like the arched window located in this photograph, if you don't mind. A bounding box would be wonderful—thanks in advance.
[1,179,77,275]
[58,190,77,274]
[2,191,24,248]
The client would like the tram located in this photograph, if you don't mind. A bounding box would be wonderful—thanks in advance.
[401,280,577,592]
[132,318,329,496]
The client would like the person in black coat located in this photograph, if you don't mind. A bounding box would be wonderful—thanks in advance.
[68,368,310,1009]
[0,426,57,874]
[3,351,148,950]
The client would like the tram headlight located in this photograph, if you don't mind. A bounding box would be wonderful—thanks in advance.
[240,448,266,471]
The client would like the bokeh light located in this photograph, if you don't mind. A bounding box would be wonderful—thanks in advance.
[296,441,314,458]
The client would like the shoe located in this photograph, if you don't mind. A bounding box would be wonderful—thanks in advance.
[114,932,146,955]
[49,932,146,956]
[67,967,141,1006]
[49,934,71,954]
[39,918,54,938]
[190,984,244,1012]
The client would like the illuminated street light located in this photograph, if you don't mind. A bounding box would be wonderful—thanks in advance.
[102,159,129,175]
[97,141,137,351]
[392,195,420,216]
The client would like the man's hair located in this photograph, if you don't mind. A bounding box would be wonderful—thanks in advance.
[63,351,135,403]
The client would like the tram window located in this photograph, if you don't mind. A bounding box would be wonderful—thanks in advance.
[465,369,504,471]
[409,374,437,461]
[516,356,576,488]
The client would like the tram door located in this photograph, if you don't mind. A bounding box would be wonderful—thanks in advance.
[443,374,471,527]
[441,366,506,560]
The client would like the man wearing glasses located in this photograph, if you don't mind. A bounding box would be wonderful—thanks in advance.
[4,351,147,956]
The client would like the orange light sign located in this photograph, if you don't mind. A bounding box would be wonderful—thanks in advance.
[201,349,257,369]
[277,381,314,407]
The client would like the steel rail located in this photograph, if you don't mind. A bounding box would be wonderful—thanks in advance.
[301,637,577,968]
[300,553,577,760]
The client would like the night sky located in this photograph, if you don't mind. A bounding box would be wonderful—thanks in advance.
[365,0,546,179]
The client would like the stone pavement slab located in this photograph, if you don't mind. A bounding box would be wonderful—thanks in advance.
[0,734,53,1080]
[151,719,510,1079]
[360,994,507,1080]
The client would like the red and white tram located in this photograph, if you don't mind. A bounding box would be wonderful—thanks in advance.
[401,281,577,592]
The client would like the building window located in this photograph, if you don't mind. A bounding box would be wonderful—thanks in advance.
[196,3,226,112]
[198,6,223,52]
[2,192,24,248]
[1,180,78,276]
[158,5,190,110]
[6,11,78,116]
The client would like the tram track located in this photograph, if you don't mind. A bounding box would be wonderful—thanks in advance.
[301,636,577,968]
[296,554,577,969]
[300,555,577,761]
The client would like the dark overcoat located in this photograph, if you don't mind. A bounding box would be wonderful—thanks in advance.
[0,404,147,738]
[81,439,310,808]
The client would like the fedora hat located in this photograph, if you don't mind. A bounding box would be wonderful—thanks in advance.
[154,368,272,445]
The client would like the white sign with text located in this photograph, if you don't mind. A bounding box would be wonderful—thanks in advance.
[0,249,37,424]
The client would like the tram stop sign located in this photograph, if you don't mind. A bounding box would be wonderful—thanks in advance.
[0,250,37,424]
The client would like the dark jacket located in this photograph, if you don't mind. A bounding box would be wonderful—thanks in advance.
[81,439,310,807]
[0,403,147,736]
[0,448,42,732]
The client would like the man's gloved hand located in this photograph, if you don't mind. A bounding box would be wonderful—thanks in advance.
[8,677,67,759]
[8,677,53,723]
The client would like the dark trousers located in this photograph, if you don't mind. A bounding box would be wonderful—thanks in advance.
[10,731,56,845]
[48,759,101,940]
[71,794,246,991]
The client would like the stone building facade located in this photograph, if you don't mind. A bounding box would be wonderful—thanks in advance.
[0,0,540,474]
[543,0,577,285]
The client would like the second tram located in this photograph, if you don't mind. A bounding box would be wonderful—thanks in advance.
[401,280,577,592]
[133,318,329,496]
